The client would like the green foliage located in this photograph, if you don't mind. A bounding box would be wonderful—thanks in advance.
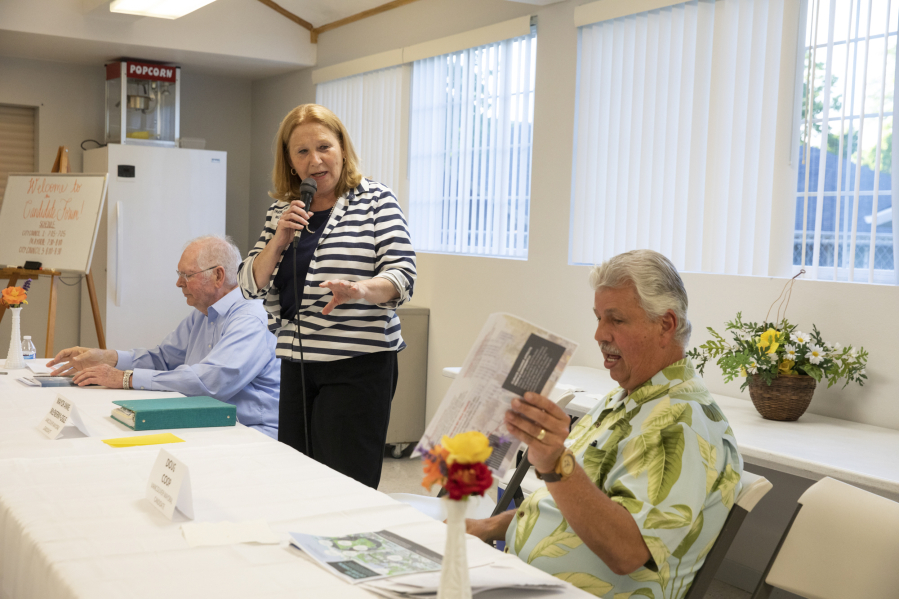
[686,312,869,391]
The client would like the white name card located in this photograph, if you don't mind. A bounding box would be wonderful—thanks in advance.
[146,449,194,520]
[38,393,91,439]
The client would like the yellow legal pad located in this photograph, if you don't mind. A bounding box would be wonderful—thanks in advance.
[102,433,185,448]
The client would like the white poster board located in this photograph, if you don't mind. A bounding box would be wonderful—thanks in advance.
[0,173,108,273]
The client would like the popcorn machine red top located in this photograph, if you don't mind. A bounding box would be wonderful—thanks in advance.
[105,60,180,147]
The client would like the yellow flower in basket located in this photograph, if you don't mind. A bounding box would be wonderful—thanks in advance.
[778,359,796,376]
[441,431,492,465]
[757,328,780,354]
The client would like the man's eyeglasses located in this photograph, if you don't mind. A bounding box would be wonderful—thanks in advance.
[175,265,220,281]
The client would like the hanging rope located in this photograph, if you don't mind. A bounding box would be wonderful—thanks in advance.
[765,269,806,325]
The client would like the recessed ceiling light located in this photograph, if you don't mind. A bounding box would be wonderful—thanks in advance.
[109,0,217,19]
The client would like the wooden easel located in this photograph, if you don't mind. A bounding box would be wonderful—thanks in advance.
[0,146,106,357]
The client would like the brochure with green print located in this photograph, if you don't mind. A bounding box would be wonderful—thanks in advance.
[289,530,442,583]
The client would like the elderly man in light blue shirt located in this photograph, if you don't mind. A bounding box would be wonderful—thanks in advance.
[48,235,280,439]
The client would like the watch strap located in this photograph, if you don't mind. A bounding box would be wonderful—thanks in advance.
[536,469,563,483]
[535,449,574,483]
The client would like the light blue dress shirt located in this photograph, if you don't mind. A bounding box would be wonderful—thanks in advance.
[115,288,280,438]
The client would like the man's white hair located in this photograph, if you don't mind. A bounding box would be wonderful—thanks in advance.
[185,234,241,287]
[589,249,692,347]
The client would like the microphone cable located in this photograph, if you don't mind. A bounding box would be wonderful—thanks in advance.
[290,177,317,458]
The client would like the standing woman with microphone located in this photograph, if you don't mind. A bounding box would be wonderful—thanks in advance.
[238,104,416,488]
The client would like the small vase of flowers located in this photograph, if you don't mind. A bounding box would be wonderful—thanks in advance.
[687,312,868,421]
[2,280,32,370]
[422,431,495,599]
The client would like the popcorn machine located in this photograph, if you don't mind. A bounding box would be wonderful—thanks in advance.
[105,60,180,147]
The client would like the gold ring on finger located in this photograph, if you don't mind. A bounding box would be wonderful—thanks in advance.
[537,429,546,441]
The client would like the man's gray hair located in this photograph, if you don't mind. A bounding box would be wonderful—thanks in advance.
[186,234,241,287]
[589,250,692,347]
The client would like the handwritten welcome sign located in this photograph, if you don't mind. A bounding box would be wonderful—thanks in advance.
[0,173,107,273]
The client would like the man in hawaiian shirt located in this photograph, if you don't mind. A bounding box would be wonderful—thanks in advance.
[468,249,742,598]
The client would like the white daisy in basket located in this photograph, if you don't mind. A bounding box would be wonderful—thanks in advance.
[807,344,825,365]
[792,330,809,345]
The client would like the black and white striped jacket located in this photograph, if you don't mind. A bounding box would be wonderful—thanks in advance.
[238,179,417,362]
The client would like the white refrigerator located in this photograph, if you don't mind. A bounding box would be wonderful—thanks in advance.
[81,144,226,350]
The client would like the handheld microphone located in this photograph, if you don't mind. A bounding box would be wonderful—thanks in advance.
[294,177,318,247]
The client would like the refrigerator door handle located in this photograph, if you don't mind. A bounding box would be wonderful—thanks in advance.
[115,201,123,307]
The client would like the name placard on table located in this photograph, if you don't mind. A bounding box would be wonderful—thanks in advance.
[38,393,91,439]
[146,448,194,520]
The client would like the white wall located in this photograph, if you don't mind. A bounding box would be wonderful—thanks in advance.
[180,68,253,253]
[277,0,899,433]
[0,56,253,357]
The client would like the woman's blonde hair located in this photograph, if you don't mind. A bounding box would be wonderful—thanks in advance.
[270,104,362,203]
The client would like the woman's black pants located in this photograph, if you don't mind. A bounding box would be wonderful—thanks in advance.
[279,351,397,489]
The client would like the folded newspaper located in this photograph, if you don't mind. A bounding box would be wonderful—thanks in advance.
[289,530,443,584]
[415,313,578,476]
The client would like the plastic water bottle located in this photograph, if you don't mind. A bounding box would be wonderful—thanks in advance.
[22,336,36,360]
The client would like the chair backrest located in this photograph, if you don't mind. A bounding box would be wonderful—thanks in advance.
[683,469,772,599]
[753,476,899,599]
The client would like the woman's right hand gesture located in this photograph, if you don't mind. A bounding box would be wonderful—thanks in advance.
[272,200,312,249]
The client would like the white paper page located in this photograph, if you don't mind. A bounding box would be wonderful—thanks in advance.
[415,313,577,476]
[181,520,280,547]
[363,563,566,595]
[26,361,55,375]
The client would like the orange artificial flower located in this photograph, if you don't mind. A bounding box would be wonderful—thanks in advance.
[422,444,449,491]
[1,287,27,306]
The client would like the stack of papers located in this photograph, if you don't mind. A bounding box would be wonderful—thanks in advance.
[361,564,567,598]
[290,529,567,598]
[18,376,75,387]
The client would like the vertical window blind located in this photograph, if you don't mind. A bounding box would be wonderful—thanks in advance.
[316,66,404,193]
[795,0,899,284]
[0,105,36,210]
[408,31,536,258]
[570,0,785,275]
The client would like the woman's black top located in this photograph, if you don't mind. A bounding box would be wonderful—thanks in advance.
[274,207,332,322]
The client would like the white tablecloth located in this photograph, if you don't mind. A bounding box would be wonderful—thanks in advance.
[0,361,591,599]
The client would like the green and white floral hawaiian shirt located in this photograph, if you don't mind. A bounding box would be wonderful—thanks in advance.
[505,358,742,599]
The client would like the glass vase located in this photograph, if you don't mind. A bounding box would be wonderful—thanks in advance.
[5,307,25,369]
[438,496,472,599]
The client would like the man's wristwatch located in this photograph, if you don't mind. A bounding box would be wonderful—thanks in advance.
[535,449,576,483]
[123,370,134,390]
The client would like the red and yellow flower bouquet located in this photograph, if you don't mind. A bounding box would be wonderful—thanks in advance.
[421,431,494,500]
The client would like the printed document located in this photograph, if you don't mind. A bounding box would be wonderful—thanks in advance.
[415,313,577,476]
[289,530,443,583]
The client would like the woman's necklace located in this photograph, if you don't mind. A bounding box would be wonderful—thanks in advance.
[306,202,335,234]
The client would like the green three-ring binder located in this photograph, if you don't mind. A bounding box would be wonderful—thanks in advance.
[111,396,236,431]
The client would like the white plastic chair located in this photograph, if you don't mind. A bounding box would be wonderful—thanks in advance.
[750,476,899,599]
